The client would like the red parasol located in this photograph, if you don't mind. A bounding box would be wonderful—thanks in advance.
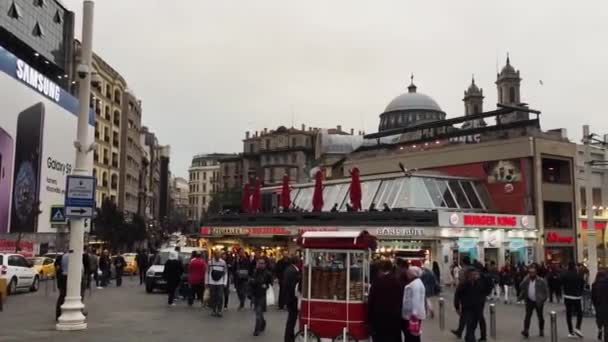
[349,167,362,211]
[251,178,262,213]
[281,174,291,210]
[241,182,251,213]
[312,170,324,212]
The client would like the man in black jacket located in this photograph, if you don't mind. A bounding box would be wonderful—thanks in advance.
[283,256,301,342]
[233,249,252,310]
[562,262,585,338]
[591,271,608,341]
[275,251,290,310]
[368,260,402,342]
[250,258,273,336]
[454,268,488,342]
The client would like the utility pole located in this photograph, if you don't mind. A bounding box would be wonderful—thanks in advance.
[583,124,598,283]
[56,0,95,331]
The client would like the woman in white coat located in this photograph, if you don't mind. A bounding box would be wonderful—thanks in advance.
[402,266,427,342]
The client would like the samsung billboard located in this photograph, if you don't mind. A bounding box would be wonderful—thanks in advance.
[0,46,94,234]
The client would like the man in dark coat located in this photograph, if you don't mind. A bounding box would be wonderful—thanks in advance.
[113,252,126,287]
[368,260,403,342]
[591,271,608,341]
[275,251,290,310]
[250,258,273,336]
[283,256,301,342]
[454,268,488,342]
[561,262,585,338]
[135,249,149,285]
[233,249,253,309]
[163,251,184,306]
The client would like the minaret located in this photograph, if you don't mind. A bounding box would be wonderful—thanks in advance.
[496,54,526,123]
[463,76,485,128]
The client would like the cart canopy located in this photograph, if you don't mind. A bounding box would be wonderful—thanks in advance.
[298,230,377,250]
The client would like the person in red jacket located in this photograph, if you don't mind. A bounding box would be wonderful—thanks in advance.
[188,251,208,307]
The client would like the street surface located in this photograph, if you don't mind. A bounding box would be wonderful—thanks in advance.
[0,277,603,342]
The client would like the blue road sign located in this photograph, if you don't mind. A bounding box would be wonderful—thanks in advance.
[50,206,67,224]
[64,175,96,218]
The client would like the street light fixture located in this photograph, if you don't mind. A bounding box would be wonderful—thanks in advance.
[56,0,95,331]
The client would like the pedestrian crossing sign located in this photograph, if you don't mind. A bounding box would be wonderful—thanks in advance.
[50,206,67,224]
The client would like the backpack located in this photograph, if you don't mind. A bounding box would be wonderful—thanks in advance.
[210,263,225,281]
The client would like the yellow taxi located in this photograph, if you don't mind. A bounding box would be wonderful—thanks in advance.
[122,253,138,275]
[29,257,56,279]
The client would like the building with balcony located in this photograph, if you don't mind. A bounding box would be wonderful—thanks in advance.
[88,51,127,207]
[118,89,144,217]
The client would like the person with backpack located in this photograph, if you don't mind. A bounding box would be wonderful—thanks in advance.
[208,250,228,317]
[233,249,253,310]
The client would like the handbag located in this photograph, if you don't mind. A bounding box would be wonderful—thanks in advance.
[407,318,422,336]
[266,286,276,306]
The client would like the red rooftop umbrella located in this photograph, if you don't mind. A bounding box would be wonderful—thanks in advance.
[251,178,262,213]
[312,170,324,212]
[241,182,251,213]
[349,167,362,211]
[281,175,291,210]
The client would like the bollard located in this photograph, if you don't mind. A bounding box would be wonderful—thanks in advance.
[304,324,308,342]
[438,297,445,331]
[343,327,347,341]
[489,303,497,339]
[550,311,557,342]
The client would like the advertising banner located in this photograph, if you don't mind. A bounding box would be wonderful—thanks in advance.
[0,46,94,234]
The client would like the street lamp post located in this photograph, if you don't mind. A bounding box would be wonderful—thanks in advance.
[583,124,598,283]
[56,0,95,331]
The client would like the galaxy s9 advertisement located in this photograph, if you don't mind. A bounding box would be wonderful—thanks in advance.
[0,46,94,233]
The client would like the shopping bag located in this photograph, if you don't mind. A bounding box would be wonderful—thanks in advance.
[266,286,276,306]
[203,285,210,305]
[407,318,422,336]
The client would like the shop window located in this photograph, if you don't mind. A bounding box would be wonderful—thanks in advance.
[543,201,572,229]
[542,158,571,184]
[580,188,603,216]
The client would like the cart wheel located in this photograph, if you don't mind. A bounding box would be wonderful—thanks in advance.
[332,333,358,342]
[295,330,320,342]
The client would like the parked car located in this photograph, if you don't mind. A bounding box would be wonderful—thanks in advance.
[28,257,56,280]
[0,254,40,295]
[145,247,204,293]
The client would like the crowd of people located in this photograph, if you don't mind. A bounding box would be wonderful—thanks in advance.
[447,257,608,341]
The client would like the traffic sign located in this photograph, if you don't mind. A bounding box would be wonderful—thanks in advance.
[64,175,96,219]
[50,206,67,224]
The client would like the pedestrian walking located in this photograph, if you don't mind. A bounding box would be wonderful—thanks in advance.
[591,271,608,341]
[98,249,111,288]
[547,265,563,303]
[451,256,476,338]
[402,266,426,342]
[187,251,207,307]
[454,268,487,342]
[135,249,149,285]
[234,249,252,310]
[368,260,402,342]
[283,256,301,342]
[451,261,462,287]
[519,265,549,338]
[275,250,290,310]
[223,251,233,309]
[432,261,441,285]
[55,251,89,320]
[250,257,273,336]
[87,248,98,290]
[113,252,126,287]
[163,251,184,306]
[499,264,515,304]
[420,262,440,318]
[208,250,228,317]
[562,261,585,338]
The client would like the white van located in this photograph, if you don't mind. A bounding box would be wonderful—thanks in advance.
[145,247,206,293]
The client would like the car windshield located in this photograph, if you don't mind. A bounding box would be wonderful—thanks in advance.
[124,255,136,262]
[31,258,44,265]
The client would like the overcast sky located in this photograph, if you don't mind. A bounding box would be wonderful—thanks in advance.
[63,0,608,178]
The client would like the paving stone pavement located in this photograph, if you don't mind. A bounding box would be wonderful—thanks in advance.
[0,277,603,342]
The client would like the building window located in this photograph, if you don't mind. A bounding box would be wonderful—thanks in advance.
[203,172,207,180]
[34,0,45,7]
[473,104,480,114]
[291,154,297,163]
[543,201,572,229]
[53,10,62,24]
[509,87,515,103]
[111,174,118,190]
[32,22,44,37]
[542,158,571,184]
[114,90,122,104]
[113,110,120,126]
[106,85,111,98]
[7,2,22,19]
[249,144,254,153]
[203,196,206,205]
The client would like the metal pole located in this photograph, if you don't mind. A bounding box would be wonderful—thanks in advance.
[489,303,497,339]
[584,125,598,282]
[550,311,557,342]
[304,324,308,342]
[56,0,94,331]
[438,297,445,331]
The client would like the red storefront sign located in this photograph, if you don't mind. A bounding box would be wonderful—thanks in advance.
[546,232,574,244]
[463,214,517,227]
[0,239,34,257]
[200,227,292,236]
[581,221,608,230]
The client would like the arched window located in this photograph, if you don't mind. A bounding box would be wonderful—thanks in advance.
[498,88,503,103]
[102,172,108,187]
[509,87,515,103]
[111,174,118,190]
[473,104,480,114]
